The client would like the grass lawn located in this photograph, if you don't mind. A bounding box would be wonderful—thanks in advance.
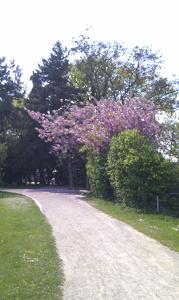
[85,195,179,253]
[0,191,63,300]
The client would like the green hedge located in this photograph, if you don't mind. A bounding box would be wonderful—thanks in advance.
[107,130,177,210]
[86,150,114,200]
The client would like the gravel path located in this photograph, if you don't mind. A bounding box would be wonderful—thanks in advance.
[2,187,179,300]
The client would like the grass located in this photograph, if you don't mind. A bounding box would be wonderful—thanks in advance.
[84,195,179,253]
[0,191,64,300]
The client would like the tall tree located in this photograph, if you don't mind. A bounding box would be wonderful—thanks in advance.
[24,41,85,186]
[70,34,178,111]
[0,57,24,142]
[27,41,82,113]
[0,57,25,184]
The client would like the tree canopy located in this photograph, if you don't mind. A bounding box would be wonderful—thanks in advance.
[26,41,82,113]
[27,97,164,187]
[28,97,163,154]
[0,57,24,142]
[70,34,178,111]
[0,34,178,190]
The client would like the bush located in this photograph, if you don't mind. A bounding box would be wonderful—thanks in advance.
[107,130,176,210]
[86,150,114,200]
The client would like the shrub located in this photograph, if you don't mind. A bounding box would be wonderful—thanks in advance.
[86,150,113,200]
[107,130,176,210]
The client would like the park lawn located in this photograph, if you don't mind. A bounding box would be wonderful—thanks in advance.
[85,196,179,253]
[0,191,63,300]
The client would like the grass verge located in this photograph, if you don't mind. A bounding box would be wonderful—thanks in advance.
[85,195,179,253]
[0,191,64,300]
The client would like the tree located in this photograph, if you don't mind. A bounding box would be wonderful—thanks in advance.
[70,34,178,111]
[28,97,162,152]
[72,97,163,152]
[0,56,27,184]
[24,41,85,185]
[0,143,7,184]
[0,57,24,142]
[22,41,82,185]
[4,122,57,185]
[26,108,81,187]
[163,121,179,162]
[107,130,176,209]
[27,97,163,187]
[27,41,82,113]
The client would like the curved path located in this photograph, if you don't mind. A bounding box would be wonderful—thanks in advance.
[1,187,179,300]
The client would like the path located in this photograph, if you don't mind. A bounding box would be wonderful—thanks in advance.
[1,187,179,300]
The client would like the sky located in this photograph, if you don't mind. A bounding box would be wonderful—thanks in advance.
[1,0,179,91]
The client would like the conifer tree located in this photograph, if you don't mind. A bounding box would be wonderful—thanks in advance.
[27,41,82,113]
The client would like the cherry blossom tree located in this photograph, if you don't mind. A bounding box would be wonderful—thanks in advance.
[27,97,163,187]
[72,97,162,151]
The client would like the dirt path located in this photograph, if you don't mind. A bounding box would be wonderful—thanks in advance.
[2,187,179,300]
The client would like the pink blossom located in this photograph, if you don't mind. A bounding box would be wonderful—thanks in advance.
[26,97,163,156]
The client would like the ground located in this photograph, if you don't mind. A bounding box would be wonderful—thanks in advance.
[1,187,179,300]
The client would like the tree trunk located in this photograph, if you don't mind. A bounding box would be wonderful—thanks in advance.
[39,167,46,185]
[67,157,74,188]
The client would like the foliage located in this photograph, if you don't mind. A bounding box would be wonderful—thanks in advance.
[74,97,162,151]
[27,97,163,187]
[86,150,113,199]
[27,41,81,113]
[1,36,178,187]
[20,41,86,186]
[4,125,57,185]
[0,144,7,184]
[28,97,162,154]
[0,143,7,166]
[107,130,176,209]
[0,57,26,184]
[0,192,63,299]
[27,97,163,188]
[71,33,178,112]
[0,57,24,142]
[164,121,179,162]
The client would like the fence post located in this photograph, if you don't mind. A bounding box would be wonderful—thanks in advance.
[157,195,160,213]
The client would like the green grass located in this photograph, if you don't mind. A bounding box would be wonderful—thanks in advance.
[0,191,64,300]
[85,195,179,253]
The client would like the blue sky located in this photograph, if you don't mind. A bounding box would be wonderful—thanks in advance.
[1,0,179,90]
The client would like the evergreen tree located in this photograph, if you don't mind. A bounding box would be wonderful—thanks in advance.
[27,41,82,113]
[22,41,84,186]
[0,56,26,184]
[0,57,24,142]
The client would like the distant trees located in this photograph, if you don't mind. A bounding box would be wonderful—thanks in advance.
[0,57,24,143]
[0,57,26,184]
[0,34,178,192]
[164,121,179,162]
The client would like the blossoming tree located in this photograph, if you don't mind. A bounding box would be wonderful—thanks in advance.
[27,97,163,187]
